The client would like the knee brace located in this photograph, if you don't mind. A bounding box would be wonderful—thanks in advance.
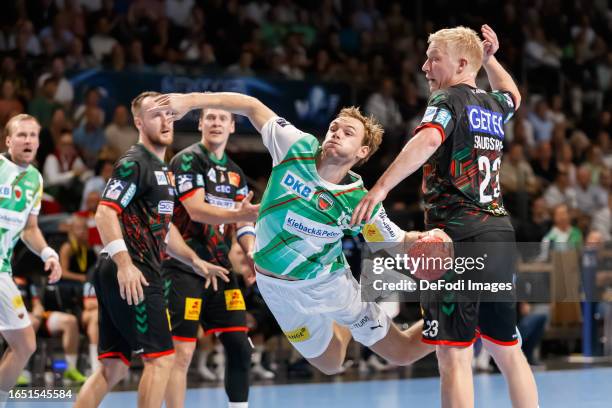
[219,331,253,402]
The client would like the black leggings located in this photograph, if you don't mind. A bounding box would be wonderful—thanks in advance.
[219,331,252,402]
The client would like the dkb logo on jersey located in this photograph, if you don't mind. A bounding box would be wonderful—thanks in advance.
[224,290,245,311]
[0,185,11,198]
[316,191,334,211]
[466,106,504,138]
[282,171,313,200]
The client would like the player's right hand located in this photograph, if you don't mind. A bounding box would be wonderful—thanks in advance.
[351,184,388,226]
[117,263,149,305]
[191,258,230,291]
[237,191,260,222]
[149,93,193,122]
[481,24,499,64]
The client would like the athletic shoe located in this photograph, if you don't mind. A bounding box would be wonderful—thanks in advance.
[16,371,31,386]
[198,364,218,381]
[252,363,275,380]
[64,367,87,384]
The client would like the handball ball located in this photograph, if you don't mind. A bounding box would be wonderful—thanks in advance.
[407,234,453,281]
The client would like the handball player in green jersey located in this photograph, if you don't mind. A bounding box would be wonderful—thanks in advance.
[0,114,62,405]
[150,93,449,375]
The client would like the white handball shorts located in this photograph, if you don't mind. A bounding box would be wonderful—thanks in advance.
[0,274,31,331]
[256,269,390,358]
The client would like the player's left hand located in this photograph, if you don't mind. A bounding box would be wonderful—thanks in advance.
[426,228,453,243]
[45,257,62,284]
[481,24,499,65]
[149,93,193,122]
[351,184,388,226]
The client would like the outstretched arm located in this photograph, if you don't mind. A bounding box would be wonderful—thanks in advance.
[351,127,442,225]
[150,92,276,132]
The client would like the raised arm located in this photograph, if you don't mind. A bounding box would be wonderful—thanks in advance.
[481,24,521,109]
[151,92,276,132]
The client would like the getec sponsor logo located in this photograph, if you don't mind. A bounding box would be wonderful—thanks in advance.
[467,105,504,138]
[284,210,342,243]
[158,200,174,214]
[282,171,313,200]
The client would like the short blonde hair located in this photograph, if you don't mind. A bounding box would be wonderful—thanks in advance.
[428,26,483,75]
[131,91,161,118]
[337,106,384,166]
[4,114,40,137]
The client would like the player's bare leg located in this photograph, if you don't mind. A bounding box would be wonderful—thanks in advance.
[138,353,175,408]
[73,358,129,407]
[82,308,100,371]
[307,323,352,375]
[483,339,539,408]
[0,326,36,392]
[370,320,434,365]
[436,345,474,408]
[165,340,196,408]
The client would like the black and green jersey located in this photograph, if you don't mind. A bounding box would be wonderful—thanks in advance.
[164,142,249,271]
[415,84,516,240]
[99,144,174,275]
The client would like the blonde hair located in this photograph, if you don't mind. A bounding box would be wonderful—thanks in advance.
[130,91,161,118]
[337,106,384,166]
[428,26,483,75]
[4,114,40,137]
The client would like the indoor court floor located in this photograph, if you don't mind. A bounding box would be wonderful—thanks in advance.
[10,366,612,407]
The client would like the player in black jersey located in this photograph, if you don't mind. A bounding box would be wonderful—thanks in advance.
[163,108,259,408]
[74,92,229,408]
[353,26,538,407]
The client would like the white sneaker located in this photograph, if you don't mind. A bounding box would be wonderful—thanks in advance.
[252,363,275,380]
[366,355,393,372]
[213,352,225,381]
[358,360,370,375]
[198,364,218,381]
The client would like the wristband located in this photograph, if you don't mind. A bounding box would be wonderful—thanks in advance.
[105,239,128,257]
[40,247,59,262]
[237,226,256,240]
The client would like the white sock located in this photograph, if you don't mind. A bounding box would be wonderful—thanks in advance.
[252,346,263,365]
[89,344,100,371]
[66,354,78,370]
[198,350,210,370]
[228,402,248,408]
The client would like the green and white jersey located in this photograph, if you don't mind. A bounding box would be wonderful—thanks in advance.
[254,117,404,280]
[0,154,43,275]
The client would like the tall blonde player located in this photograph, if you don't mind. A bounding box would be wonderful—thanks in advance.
[0,114,62,406]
